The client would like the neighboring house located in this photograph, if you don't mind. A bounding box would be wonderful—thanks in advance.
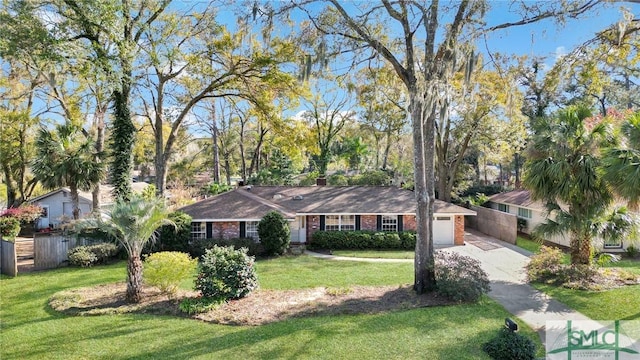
[29,182,151,229]
[488,190,631,251]
[179,185,476,246]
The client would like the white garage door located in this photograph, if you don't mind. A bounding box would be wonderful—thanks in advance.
[433,216,454,245]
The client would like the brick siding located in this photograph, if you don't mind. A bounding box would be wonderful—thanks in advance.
[212,221,239,239]
[454,215,465,245]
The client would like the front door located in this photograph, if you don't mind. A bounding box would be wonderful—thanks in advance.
[38,205,50,229]
[298,216,307,243]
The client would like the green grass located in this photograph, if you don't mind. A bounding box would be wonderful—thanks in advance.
[330,250,415,259]
[533,283,640,321]
[516,236,541,254]
[1,256,544,359]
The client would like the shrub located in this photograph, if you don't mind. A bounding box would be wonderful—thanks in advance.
[0,217,21,240]
[626,245,639,258]
[68,243,118,267]
[327,174,349,186]
[525,245,564,283]
[258,211,290,256]
[143,251,197,298]
[309,230,416,250]
[189,238,264,259]
[435,251,490,302]
[195,245,258,301]
[68,247,98,267]
[348,170,391,186]
[483,328,537,360]
[179,296,222,314]
[1,204,43,223]
[157,211,192,253]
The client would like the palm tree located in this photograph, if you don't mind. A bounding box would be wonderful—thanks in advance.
[32,122,104,219]
[524,106,615,264]
[75,195,174,303]
[602,112,640,211]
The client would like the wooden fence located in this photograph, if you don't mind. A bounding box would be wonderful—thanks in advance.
[1,239,18,277]
[34,233,79,269]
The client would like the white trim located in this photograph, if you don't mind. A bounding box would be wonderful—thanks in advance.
[191,218,295,223]
[295,212,474,216]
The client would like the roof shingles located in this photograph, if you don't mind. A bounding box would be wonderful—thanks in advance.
[181,186,475,221]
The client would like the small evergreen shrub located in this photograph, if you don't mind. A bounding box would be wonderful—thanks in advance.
[68,243,118,267]
[347,170,392,186]
[179,296,222,314]
[143,251,197,298]
[483,328,537,360]
[525,245,564,283]
[0,217,21,240]
[626,245,639,258]
[195,246,258,301]
[189,238,264,259]
[68,247,98,267]
[435,251,490,302]
[327,174,349,186]
[157,211,192,253]
[309,231,416,250]
[258,211,290,256]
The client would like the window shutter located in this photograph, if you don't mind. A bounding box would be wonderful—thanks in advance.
[398,215,403,232]
[355,215,361,231]
[376,215,382,231]
[206,222,213,239]
[239,221,246,238]
[320,215,325,231]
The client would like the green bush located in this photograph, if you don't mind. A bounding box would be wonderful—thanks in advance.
[483,328,537,360]
[347,170,391,186]
[626,245,639,258]
[68,247,98,267]
[68,243,118,267]
[525,245,564,283]
[195,246,258,301]
[435,251,490,303]
[157,211,192,253]
[189,238,264,259]
[258,211,290,256]
[143,251,197,298]
[0,217,20,240]
[179,296,222,314]
[327,174,349,186]
[309,231,416,250]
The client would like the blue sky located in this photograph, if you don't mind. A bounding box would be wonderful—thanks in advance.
[483,2,639,62]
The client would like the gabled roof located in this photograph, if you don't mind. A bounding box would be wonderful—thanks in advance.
[180,186,476,221]
[488,190,545,211]
[29,182,151,206]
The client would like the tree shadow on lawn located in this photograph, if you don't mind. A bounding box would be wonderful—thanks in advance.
[19,306,504,359]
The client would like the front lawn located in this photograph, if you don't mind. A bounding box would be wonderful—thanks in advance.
[533,283,640,321]
[329,250,414,259]
[1,256,544,359]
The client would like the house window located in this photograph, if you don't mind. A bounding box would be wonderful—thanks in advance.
[191,222,206,240]
[246,221,259,240]
[382,215,398,232]
[498,204,509,213]
[603,238,623,249]
[325,215,355,231]
[517,207,532,219]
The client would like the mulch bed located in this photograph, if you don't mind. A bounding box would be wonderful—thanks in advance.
[50,283,454,326]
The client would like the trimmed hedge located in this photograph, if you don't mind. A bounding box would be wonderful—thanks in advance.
[309,231,416,250]
[68,243,119,267]
[189,237,265,259]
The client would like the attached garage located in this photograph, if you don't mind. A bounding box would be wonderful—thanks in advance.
[432,216,454,245]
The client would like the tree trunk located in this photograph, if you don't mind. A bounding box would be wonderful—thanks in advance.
[126,254,143,303]
[92,106,106,212]
[111,88,135,202]
[70,184,80,220]
[212,124,220,184]
[411,89,436,294]
[570,233,592,265]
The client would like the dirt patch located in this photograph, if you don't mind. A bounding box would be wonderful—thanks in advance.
[50,283,454,325]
